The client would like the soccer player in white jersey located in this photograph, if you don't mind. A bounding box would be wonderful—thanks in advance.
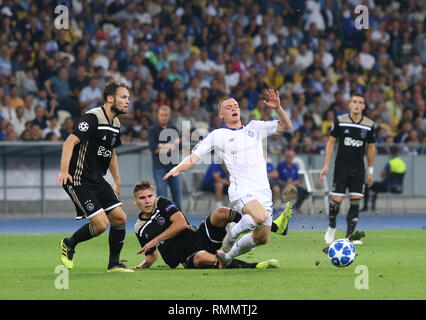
[163,89,292,266]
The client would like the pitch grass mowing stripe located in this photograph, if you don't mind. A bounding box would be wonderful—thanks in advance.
[0,230,425,300]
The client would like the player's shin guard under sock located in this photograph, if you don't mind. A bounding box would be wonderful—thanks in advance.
[108,224,126,267]
[230,214,257,241]
[66,223,97,249]
[346,199,360,238]
[328,199,342,228]
[226,233,257,260]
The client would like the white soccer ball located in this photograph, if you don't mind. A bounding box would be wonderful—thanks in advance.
[327,239,356,267]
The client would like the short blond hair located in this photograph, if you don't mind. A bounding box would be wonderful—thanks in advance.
[217,96,234,112]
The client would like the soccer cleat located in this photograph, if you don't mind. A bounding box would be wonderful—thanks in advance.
[348,230,365,242]
[60,238,74,270]
[324,227,336,245]
[273,202,292,235]
[107,263,134,273]
[256,259,280,269]
[216,250,232,269]
[221,222,236,253]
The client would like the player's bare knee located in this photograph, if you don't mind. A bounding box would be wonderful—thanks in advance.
[92,220,109,234]
[193,251,216,268]
[210,206,229,226]
[252,233,269,245]
[218,206,230,221]
[251,211,268,225]
[112,214,127,225]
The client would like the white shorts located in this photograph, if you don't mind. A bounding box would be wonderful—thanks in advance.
[229,189,273,227]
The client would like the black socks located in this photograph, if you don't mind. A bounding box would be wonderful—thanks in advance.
[346,199,360,238]
[328,199,342,228]
[65,223,97,249]
[108,223,126,268]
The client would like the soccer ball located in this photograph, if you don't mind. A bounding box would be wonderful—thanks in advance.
[327,239,356,267]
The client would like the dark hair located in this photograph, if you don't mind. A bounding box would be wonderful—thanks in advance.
[133,180,154,197]
[351,92,365,101]
[103,81,130,102]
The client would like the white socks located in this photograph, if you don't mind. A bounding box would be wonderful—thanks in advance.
[230,214,257,241]
[226,233,256,260]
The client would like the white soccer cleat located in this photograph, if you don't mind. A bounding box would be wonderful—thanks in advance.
[216,250,232,268]
[222,222,236,253]
[324,227,336,245]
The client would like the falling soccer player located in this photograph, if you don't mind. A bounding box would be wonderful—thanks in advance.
[163,89,292,267]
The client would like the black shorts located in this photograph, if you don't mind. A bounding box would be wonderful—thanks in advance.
[182,215,227,269]
[331,166,365,197]
[63,178,122,220]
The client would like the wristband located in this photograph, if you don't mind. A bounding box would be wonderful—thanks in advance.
[368,167,374,175]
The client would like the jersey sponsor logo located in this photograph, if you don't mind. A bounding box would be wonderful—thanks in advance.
[344,137,363,147]
[78,122,89,132]
[97,146,112,157]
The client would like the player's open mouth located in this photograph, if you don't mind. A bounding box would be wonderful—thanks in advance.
[232,113,238,117]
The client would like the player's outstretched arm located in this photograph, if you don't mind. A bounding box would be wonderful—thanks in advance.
[320,136,336,180]
[139,211,188,255]
[131,251,158,269]
[263,89,292,132]
[57,134,80,186]
[163,153,200,180]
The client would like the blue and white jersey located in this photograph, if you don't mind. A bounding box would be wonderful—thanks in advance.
[192,120,279,201]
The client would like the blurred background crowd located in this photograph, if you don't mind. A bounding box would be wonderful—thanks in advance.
[0,0,425,155]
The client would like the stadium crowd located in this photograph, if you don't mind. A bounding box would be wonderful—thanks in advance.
[0,0,425,155]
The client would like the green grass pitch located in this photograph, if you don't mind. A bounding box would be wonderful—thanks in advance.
[0,229,425,300]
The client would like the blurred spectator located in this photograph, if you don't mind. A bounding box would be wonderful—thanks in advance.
[10,106,26,137]
[190,97,209,125]
[0,119,9,141]
[80,78,103,110]
[60,117,75,141]
[42,116,61,140]
[201,162,229,208]
[275,149,310,213]
[44,67,79,118]
[9,85,24,110]
[267,133,287,155]
[31,106,47,130]
[0,44,12,78]
[0,95,15,121]
[363,146,406,212]
[148,106,182,210]
[20,68,39,96]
